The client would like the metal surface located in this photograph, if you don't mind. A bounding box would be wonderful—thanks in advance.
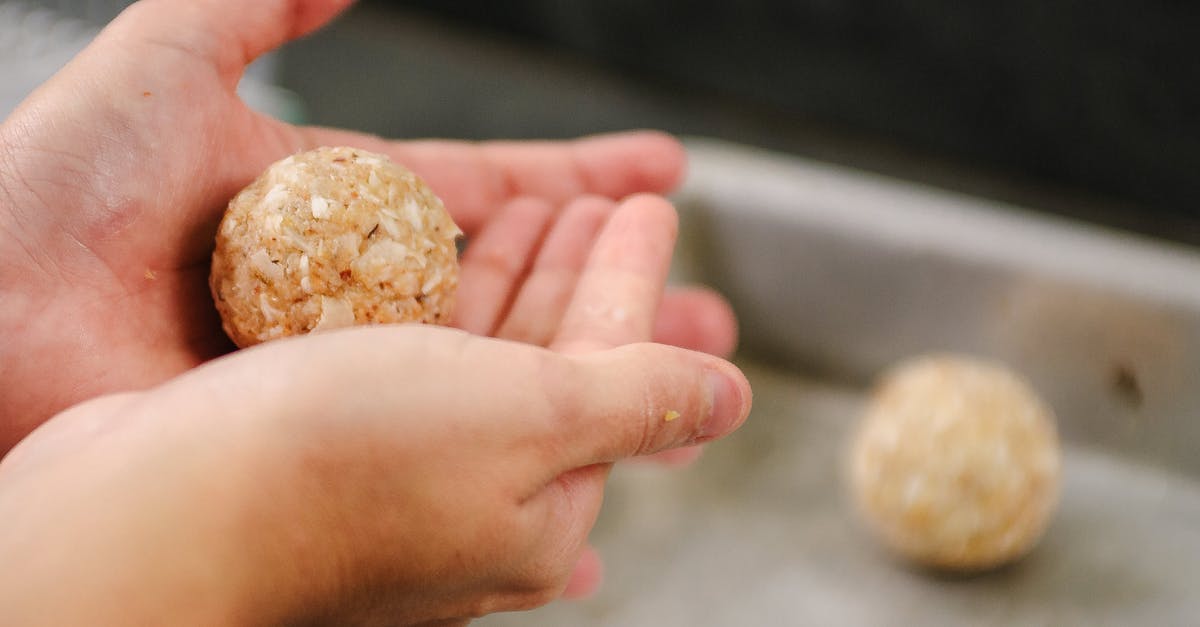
[677,138,1200,476]
[479,139,1200,626]
[482,365,1198,626]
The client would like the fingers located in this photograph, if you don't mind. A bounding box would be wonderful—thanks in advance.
[653,286,740,358]
[494,196,616,346]
[550,342,752,470]
[640,287,737,465]
[292,128,687,234]
[551,195,679,353]
[452,199,555,336]
[110,0,355,87]
[466,197,732,472]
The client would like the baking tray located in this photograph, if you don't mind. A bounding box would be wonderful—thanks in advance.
[479,139,1200,626]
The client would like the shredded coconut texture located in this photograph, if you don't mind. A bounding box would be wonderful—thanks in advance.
[849,355,1061,572]
[210,147,462,348]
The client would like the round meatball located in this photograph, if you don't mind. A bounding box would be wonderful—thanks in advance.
[210,146,461,348]
[849,355,1061,572]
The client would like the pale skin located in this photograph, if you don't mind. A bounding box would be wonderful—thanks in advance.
[0,0,751,625]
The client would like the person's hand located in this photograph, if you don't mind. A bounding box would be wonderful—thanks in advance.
[0,0,736,453]
[0,194,753,626]
[0,332,750,626]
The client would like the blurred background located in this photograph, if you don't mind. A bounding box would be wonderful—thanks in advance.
[9,2,1200,619]
[5,2,1200,625]
[3,0,1198,244]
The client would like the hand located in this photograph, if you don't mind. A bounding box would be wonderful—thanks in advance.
[0,0,736,453]
[0,195,753,626]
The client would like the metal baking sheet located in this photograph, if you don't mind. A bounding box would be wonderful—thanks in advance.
[479,139,1200,626]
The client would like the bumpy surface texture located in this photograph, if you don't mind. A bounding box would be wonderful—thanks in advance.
[210,147,461,348]
[850,355,1061,572]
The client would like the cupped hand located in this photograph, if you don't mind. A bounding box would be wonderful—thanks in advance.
[0,195,752,626]
[0,0,736,452]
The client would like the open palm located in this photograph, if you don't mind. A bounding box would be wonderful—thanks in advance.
[0,0,734,453]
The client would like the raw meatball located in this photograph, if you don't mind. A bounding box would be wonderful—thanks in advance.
[210,147,461,348]
[849,355,1061,572]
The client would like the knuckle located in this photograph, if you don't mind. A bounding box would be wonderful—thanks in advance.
[631,376,661,456]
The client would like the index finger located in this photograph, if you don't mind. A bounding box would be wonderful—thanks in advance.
[550,194,679,353]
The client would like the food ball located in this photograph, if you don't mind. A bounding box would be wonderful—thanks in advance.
[849,355,1061,572]
[210,147,461,348]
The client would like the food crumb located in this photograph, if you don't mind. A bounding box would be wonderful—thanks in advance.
[664,410,681,422]
[143,269,156,280]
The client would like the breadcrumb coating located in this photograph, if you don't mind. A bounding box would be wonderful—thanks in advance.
[210,147,461,348]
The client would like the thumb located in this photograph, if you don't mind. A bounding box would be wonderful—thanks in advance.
[553,343,752,470]
[106,0,354,86]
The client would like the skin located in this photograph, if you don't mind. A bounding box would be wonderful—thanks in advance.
[0,0,737,448]
[0,0,749,624]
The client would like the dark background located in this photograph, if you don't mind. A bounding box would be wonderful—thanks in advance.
[395,0,1197,213]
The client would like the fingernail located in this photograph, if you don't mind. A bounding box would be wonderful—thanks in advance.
[700,367,746,441]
